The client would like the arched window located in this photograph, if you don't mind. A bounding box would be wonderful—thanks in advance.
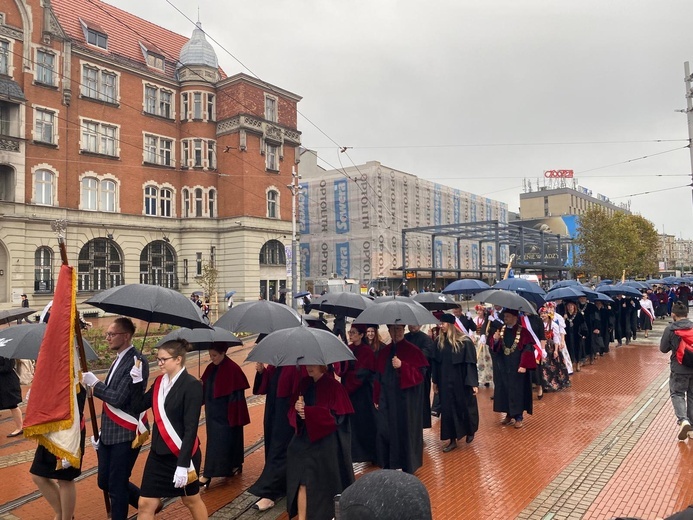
[259,239,286,265]
[160,188,172,217]
[100,180,116,212]
[81,176,117,212]
[182,188,190,217]
[81,177,98,210]
[194,188,203,217]
[34,169,54,205]
[144,185,158,215]
[77,238,123,291]
[140,240,177,288]
[267,189,278,219]
[34,246,54,292]
[208,189,216,217]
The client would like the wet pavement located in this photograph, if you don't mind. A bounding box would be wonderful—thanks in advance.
[1,318,691,520]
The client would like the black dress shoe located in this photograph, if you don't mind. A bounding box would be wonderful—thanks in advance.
[430,411,440,417]
[442,441,457,453]
[199,477,212,489]
[465,434,475,444]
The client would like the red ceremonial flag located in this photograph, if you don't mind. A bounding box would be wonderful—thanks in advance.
[23,263,82,467]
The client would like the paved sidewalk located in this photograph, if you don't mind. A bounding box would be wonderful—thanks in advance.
[1,318,691,519]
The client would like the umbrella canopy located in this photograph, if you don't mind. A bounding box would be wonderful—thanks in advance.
[85,284,211,330]
[312,292,374,318]
[224,291,236,299]
[154,326,243,351]
[596,284,642,298]
[353,300,437,326]
[214,300,302,334]
[302,315,332,332]
[442,279,491,295]
[474,290,538,314]
[544,286,586,302]
[0,323,98,360]
[549,280,581,290]
[662,276,688,285]
[593,292,614,303]
[493,278,546,295]
[410,292,459,311]
[294,291,311,298]
[598,279,613,285]
[245,327,355,366]
[0,308,38,326]
[622,281,649,290]
[373,295,426,307]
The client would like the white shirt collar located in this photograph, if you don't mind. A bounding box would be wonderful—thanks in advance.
[162,367,186,397]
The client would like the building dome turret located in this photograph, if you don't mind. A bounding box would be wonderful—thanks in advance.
[178,22,218,70]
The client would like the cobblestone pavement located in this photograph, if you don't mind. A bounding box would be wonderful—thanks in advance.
[1,318,691,519]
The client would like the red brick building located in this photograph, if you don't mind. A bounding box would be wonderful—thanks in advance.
[0,0,302,309]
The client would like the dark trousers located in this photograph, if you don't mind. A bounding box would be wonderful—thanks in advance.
[97,441,141,520]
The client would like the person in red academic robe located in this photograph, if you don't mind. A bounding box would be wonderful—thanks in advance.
[287,365,355,520]
[199,345,250,488]
[490,309,537,428]
[248,352,305,512]
[373,324,428,474]
[337,324,377,463]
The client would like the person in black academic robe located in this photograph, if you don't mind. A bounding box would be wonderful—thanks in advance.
[629,297,641,339]
[199,346,250,487]
[287,366,354,520]
[432,314,479,451]
[490,309,537,427]
[563,301,587,370]
[249,343,305,512]
[374,324,428,474]
[404,324,436,429]
[619,296,635,344]
[576,297,598,363]
[337,324,377,463]
[612,296,623,345]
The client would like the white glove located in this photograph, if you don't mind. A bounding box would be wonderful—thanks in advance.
[173,466,188,488]
[130,356,143,383]
[61,458,72,469]
[82,372,99,387]
[91,435,100,451]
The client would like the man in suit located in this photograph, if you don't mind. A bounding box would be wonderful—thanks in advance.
[82,317,150,520]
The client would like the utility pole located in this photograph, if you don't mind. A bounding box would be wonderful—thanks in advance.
[288,167,300,310]
[683,62,693,208]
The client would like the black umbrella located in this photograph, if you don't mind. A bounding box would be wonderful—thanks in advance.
[0,323,98,360]
[544,286,586,302]
[474,289,537,314]
[154,326,243,351]
[596,284,642,298]
[312,292,373,318]
[245,327,355,367]
[373,295,426,306]
[593,292,614,303]
[550,280,581,290]
[0,308,38,326]
[302,315,332,332]
[214,300,302,334]
[85,284,211,330]
[442,279,491,295]
[353,300,437,326]
[493,278,546,295]
[411,292,459,311]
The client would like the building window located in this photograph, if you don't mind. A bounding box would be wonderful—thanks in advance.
[181,138,215,169]
[35,247,54,293]
[259,239,286,265]
[78,238,123,292]
[144,185,173,217]
[207,141,216,169]
[210,246,216,267]
[144,85,173,118]
[207,94,215,121]
[34,169,54,205]
[86,28,108,49]
[36,50,55,86]
[81,120,118,156]
[193,92,202,119]
[194,188,203,217]
[266,143,278,171]
[181,91,214,121]
[144,134,173,166]
[81,64,117,103]
[160,188,172,217]
[81,176,117,212]
[140,241,177,288]
[265,96,277,122]
[267,189,278,219]
[196,252,202,276]
[0,40,9,75]
[208,189,216,217]
[146,52,165,70]
[144,185,158,215]
[183,258,188,283]
[0,100,19,137]
[35,109,55,144]
[193,139,203,167]
[181,93,188,120]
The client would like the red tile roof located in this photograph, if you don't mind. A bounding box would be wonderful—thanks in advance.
[51,0,225,80]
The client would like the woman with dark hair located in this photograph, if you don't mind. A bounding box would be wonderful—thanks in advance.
[287,365,354,520]
[199,344,250,488]
[432,313,479,452]
[129,340,207,520]
[0,356,23,437]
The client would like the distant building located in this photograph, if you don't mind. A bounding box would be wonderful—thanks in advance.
[0,0,301,307]
[520,186,630,219]
[658,234,693,274]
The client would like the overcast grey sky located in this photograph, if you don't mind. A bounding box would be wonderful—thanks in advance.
[113,0,693,238]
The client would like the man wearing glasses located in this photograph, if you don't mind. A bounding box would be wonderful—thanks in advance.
[82,317,150,519]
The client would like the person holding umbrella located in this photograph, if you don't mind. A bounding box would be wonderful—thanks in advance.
[198,344,250,488]
[128,339,207,520]
[287,364,355,520]
[432,313,479,452]
[490,309,537,428]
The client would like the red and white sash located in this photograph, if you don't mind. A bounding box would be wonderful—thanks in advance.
[640,305,654,322]
[522,315,546,362]
[454,317,469,335]
[103,403,149,448]
[152,373,198,473]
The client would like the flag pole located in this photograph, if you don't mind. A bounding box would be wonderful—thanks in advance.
[53,221,111,516]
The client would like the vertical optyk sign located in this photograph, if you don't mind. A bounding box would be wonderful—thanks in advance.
[334,179,350,234]
[336,242,350,277]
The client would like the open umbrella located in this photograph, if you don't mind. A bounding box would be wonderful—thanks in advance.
[373,295,427,307]
[302,315,332,332]
[85,284,211,330]
[224,290,237,299]
[154,326,243,351]
[474,289,537,314]
[593,292,614,303]
[294,291,310,298]
[493,278,546,295]
[596,284,642,298]
[549,280,581,290]
[0,308,38,326]
[214,300,302,334]
[245,327,355,367]
[0,323,98,360]
[622,281,649,290]
[544,286,586,302]
[411,292,459,311]
[353,300,437,326]
[312,292,374,318]
[442,279,491,295]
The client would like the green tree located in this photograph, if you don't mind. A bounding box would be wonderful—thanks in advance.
[575,209,658,280]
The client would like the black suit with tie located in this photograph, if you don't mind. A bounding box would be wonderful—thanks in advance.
[92,347,149,520]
